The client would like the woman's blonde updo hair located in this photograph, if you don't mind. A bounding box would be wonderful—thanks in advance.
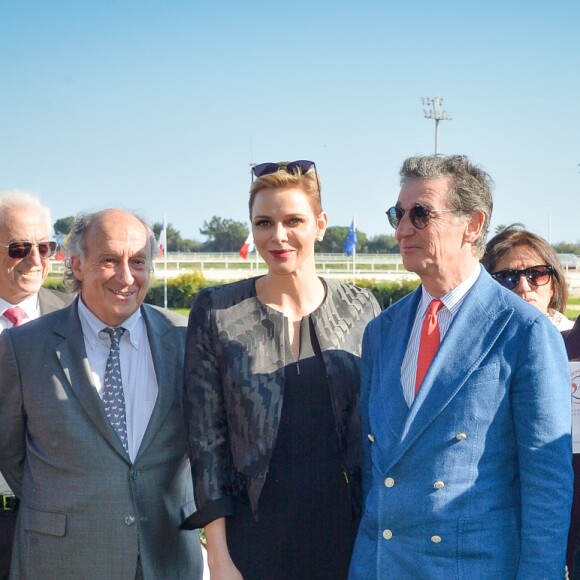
[249,162,322,217]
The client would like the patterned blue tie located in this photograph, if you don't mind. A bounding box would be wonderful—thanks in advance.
[102,327,128,453]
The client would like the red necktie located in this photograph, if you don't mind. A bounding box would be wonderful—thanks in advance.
[4,306,26,327]
[415,299,444,395]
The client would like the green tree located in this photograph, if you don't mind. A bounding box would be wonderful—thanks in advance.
[355,231,369,253]
[200,216,248,252]
[152,222,201,252]
[366,234,399,254]
[316,226,347,252]
[316,226,367,253]
[553,242,580,254]
[494,222,525,235]
[53,216,74,243]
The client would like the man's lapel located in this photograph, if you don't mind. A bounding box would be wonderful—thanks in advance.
[134,305,181,461]
[385,272,514,471]
[367,290,419,471]
[53,300,130,459]
[374,290,419,440]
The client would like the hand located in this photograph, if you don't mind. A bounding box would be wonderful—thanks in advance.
[204,518,243,580]
[208,554,243,580]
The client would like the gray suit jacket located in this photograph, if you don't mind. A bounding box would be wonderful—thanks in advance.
[0,287,72,494]
[0,299,203,579]
[38,286,74,315]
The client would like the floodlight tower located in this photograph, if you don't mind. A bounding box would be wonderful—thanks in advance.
[421,96,452,154]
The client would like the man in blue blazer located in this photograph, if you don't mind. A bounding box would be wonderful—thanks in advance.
[349,155,572,579]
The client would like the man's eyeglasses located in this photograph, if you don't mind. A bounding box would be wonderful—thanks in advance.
[491,265,553,291]
[386,204,458,230]
[1,241,58,260]
[251,160,320,195]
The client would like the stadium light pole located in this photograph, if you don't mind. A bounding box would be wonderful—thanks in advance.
[421,96,452,154]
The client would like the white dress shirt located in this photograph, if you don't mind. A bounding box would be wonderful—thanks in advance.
[0,295,40,331]
[401,265,482,407]
[77,299,159,462]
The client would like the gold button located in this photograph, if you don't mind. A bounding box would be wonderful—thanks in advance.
[431,535,442,543]
[455,433,467,440]
[433,480,445,489]
[368,433,376,442]
[382,529,393,540]
[384,477,395,488]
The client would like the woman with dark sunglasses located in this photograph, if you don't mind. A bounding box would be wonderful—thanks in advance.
[181,161,380,579]
[483,224,578,575]
[482,224,573,331]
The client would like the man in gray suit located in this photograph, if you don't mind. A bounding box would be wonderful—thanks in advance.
[0,208,203,579]
[0,190,72,580]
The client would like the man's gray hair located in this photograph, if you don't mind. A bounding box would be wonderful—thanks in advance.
[400,155,494,257]
[0,190,52,232]
[63,209,157,293]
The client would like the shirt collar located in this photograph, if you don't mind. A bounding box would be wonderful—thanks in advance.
[419,263,482,316]
[0,294,40,321]
[77,297,143,351]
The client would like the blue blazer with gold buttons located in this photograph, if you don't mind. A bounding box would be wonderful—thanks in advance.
[349,268,572,579]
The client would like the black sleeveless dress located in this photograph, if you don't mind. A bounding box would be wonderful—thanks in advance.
[225,316,359,579]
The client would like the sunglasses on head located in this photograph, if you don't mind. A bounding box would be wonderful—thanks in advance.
[1,241,58,260]
[386,204,458,230]
[251,160,321,196]
[491,265,553,291]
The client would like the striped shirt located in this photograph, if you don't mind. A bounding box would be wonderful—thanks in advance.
[401,265,482,407]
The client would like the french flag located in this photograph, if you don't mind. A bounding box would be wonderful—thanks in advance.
[156,218,167,259]
[239,231,254,259]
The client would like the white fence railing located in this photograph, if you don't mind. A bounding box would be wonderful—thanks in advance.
[48,252,580,292]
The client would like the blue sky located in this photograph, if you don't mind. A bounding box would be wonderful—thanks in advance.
[1,0,579,245]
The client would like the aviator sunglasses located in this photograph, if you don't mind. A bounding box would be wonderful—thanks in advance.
[491,265,553,291]
[251,160,321,196]
[1,241,58,260]
[386,204,458,230]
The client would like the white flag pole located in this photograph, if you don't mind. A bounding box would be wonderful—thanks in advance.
[352,217,356,285]
[163,214,168,309]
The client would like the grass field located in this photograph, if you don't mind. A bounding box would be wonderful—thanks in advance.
[567,296,580,322]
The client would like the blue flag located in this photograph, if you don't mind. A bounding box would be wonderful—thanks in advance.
[344,219,357,256]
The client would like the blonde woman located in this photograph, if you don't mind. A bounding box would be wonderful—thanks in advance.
[182,161,380,579]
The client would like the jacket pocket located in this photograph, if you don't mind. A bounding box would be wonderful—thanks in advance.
[180,499,197,520]
[22,506,67,537]
[467,362,500,385]
[457,512,519,578]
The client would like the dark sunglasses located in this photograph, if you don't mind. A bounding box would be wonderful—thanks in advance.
[1,241,58,259]
[491,265,553,291]
[251,160,321,196]
[386,204,458,230]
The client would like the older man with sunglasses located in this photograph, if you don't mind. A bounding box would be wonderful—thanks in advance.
[0,190,72,580]
[350,155,572,579]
